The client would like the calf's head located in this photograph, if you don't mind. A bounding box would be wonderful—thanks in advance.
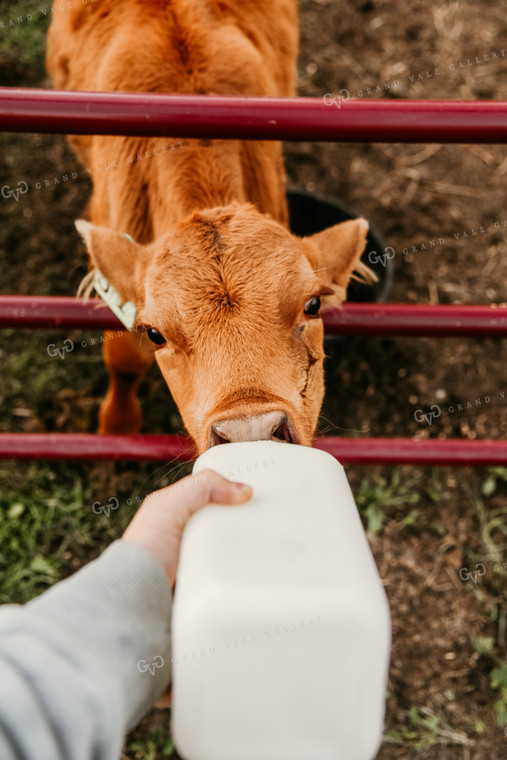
[77,204,372,454]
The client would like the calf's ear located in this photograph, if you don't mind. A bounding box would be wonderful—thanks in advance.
[301,218,377,308]
[75,220,151,307]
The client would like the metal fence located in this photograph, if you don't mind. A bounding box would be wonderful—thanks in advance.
[1,88,506,464]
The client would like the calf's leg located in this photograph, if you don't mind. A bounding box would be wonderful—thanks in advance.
[99,331,154,434]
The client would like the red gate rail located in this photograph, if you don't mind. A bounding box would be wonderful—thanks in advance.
[1,89,507,143]
[1,296,507,337]
[0,434,196,462]
[0,434,505,466]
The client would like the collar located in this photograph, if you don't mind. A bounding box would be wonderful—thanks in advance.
[93,233,137,329]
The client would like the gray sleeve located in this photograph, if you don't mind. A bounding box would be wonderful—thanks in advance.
[0,539,172,760]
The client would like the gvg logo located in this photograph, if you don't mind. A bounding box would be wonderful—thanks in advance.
[368,247,396,268]
[137,656,164,676]
[458,563,486,584]
[1,181,29,202]
[414,405,442,426]
[47,339,74,360]
[323,89,351,109]
[91,496,119,517]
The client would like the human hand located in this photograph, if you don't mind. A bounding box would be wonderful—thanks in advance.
[122,468,253,586]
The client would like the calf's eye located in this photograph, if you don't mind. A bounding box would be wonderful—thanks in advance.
[303,296,321,316]
[147,327,166,345]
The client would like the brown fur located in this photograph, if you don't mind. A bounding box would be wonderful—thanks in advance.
[46,0,375,453]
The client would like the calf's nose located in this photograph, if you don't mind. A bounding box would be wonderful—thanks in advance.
[210,411,297,446]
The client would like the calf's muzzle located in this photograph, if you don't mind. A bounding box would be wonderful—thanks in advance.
[209,410,299,448]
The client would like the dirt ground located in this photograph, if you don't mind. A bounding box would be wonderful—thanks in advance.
[1,0,507,758]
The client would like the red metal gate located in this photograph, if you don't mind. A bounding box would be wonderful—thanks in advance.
[1,89,506,464]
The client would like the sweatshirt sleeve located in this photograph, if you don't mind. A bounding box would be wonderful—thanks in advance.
[0,539,173,760]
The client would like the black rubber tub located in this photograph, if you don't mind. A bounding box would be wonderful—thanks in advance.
[286,189,393,304]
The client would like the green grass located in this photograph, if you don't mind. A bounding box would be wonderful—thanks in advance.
[458,468,507,732]
[0,2,50,69]
[371,466,507,750]
[128,730,175,759]
[0,459,135,604]
[0,329,104,433]
[479,467,507,730]
[384,705,470,751]
[354,467,447,536]
[0,463,85,603]
[482,466,507,498]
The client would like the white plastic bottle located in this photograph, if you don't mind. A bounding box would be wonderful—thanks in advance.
[171,440,391,760]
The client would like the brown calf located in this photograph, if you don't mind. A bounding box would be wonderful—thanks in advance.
[46,0,373,455]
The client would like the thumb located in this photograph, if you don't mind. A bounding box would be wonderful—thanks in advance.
[162,468,253,534]
[122,469,253,584]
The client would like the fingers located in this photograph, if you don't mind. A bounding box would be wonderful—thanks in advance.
[122,469,253,584]
[162,469,253,533]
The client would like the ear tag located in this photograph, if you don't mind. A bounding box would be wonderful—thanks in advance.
[93,269,137,329]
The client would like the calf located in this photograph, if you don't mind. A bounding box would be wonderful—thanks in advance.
[46,0,374,455]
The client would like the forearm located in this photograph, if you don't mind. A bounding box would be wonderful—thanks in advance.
[0,540,172,760]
